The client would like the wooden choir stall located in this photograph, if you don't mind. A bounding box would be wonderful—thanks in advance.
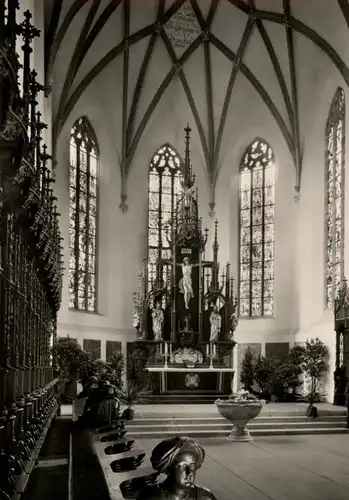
[0,4,63,498]
[334,280,349,406]
[131,127,237,402]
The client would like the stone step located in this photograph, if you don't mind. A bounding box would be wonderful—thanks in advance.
[128,415,347,426]
[126,427,349,438]
[144,399,224,404]
[126,421,347,432]
[133,409,347,418]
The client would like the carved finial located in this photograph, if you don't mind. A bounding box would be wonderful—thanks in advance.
[182,124,194,188]
[213,220,219,255]
[293,184,300,203]
[119,195,128,213]
[208,201,215,217]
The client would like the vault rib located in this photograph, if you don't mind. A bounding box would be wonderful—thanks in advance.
[120,0,131,210]
[45,0,64,75]
[126,0,166,159]
[256,19,293,135]
[190,0,215,170]
[213,18,254,179]
[210,33,295,162]
[46,0,90,85]
[206,0,220,28]
[283,0,302,191]
[128,37,203,171]
[161,29,210,170]
[53,0,102,148]
[337,0,349,30]
[78,1,121,75]
[60,25,154,141]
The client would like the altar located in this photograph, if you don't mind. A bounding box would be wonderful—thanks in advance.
[147,364,234,395]
[131,126,238,402]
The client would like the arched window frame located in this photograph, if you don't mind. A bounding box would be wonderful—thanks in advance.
[69,116,99,313]
[147,144,182,293]
[238,138,276,319]
[325,88,345,309]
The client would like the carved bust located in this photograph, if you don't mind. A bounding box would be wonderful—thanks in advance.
[138,436,217,499]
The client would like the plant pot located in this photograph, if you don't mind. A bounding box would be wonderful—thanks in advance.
[215,399,263,442]
[306,405,318,418]
[122,408,134,421]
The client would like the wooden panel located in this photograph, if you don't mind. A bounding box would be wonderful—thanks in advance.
[106,341,122,362]
[83,339,101,360]
[265,342,289,366]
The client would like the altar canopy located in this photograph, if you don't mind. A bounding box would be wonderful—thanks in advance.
[132,127,237,401]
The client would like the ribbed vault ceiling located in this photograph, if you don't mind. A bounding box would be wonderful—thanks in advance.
[44,0,349,207]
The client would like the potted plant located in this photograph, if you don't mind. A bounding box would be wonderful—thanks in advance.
[240,346,254,391]
[116,380,147,420]
[107,352,125,389]
[276,345,304,401]
[254,355,275,401]
[51,337,90,402]
[301,338,329,418]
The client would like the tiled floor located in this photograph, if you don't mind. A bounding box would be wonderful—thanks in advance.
[139,434,349,500]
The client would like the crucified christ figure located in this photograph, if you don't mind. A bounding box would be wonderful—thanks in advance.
[161,256,212,311]
[177,257,200,310]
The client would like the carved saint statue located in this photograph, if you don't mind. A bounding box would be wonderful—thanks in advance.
[178,257,196,310]
[138,436,217,499]
[228,312,238,341]
[152,302,164,340]
[209,305,221,342]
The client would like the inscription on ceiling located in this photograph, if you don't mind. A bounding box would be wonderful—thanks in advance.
[164,2,201,54]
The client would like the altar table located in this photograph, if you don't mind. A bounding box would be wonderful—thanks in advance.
[146,365,234,395]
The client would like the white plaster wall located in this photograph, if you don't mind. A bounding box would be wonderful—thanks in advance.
[294,64,349,402]
[47,0,349,400]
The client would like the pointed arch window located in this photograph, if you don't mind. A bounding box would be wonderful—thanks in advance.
[148,145,182,291]
[239,139,276,318]
[69,117,99,312]
[325,88,345,308]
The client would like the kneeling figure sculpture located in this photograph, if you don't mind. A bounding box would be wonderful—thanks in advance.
[138,436,217,499]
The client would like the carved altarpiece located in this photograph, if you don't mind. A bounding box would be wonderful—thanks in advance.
[132,127,237,400]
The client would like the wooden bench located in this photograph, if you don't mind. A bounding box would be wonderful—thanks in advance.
[91,430,162,500]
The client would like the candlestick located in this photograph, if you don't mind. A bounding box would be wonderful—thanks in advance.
[164,341,168,368]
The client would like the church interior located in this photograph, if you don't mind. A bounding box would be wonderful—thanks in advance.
[1,1,349,499]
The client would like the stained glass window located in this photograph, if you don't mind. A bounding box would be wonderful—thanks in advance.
[69,116,98,312]
[148,144,182,292]
[325,88,345,308]
[239,139,276,318]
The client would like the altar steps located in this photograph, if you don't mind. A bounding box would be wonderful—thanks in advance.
[125,414,348,438]
[144,394,230,404]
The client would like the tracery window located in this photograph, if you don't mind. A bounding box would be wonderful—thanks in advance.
[239,139,276,318]
[325,88,345,308]
[148,145,182,292]
[69,117,98,312]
